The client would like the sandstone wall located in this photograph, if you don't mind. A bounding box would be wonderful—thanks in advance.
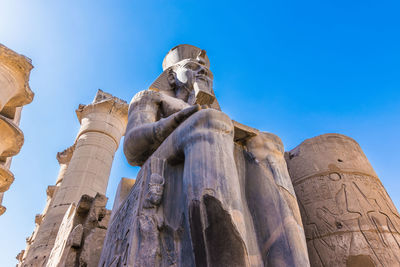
[286,133,400,266]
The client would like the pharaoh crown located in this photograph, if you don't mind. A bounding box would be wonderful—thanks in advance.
[162,44,210,71]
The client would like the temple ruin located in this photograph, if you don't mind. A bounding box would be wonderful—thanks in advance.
[17,45,400,267]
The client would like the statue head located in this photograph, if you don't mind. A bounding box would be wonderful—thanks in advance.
[145,173,165,207]
[150,45,218,107]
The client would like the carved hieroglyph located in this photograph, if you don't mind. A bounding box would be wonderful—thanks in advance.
[0,44,34,215]
[19,90,128,267]
[286,134,400,267]
[101,44,310,266]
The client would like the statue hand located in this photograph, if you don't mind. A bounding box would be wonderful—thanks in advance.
[172,104,201,124]
[153,104,201,143]
[160,94,190,117]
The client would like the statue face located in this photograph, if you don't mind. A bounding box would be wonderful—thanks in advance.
[146,173,164,206]
[172,60,214,103]
[148,183,163,205]
[176,61,212,86]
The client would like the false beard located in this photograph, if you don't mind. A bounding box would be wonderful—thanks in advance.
[189,77,214,105]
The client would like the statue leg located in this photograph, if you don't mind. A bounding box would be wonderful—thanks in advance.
[154,109,254,266]
[185,110,251,267]
[246,133,310,267]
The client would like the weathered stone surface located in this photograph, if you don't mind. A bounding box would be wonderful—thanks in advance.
[0,165,14,193]
[0,43,33,110]
[0,44,33,216]
[0,192,5,216]
[19,91,128,266]
[16,250,25,262]
[70,224,84,248]
[17,146,74,267]
[46,193,110,267]
[0,114,24,157]
[286,133,400,266]
[101,44,309,266]
[110,177,136,220]
[0,112,23,194]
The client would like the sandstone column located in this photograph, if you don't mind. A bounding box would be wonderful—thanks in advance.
[0,44,34,215]
[20,90,128,266]
[286,133,400,266]
[17,145,75,266]
[54,91,128,202]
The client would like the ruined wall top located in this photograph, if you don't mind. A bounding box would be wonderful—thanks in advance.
[286,133,378,182]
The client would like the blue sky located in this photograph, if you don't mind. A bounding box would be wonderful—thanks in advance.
[1,1,400,265]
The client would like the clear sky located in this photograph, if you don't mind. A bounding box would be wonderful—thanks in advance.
[1,1,400,265]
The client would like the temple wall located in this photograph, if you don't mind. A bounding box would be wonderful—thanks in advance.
[286,133,400,266]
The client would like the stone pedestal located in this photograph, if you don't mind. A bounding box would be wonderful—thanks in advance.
[286,133,400,266]
[0,44,33,214]
[19,90,128,267]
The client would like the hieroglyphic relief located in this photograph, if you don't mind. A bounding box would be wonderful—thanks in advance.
[99,157,166,267]
[287,134,400,267]
[98,168,143,267]
[298,172,400,266]
[135,157,165,266]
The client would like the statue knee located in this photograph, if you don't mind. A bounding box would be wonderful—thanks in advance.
[177,109,234,148]
[191,108,233,134]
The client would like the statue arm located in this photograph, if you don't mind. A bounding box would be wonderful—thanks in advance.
[123,90,200,166]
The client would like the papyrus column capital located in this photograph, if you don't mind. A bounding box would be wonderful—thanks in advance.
[0,114,22,193]
[0,114,24,157]
[0,44,34,110]
[75,89,128,146]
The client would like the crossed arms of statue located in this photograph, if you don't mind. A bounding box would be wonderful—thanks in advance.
[123,90,202,166]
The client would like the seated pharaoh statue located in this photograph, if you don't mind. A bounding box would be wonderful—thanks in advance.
[101,44,310,266]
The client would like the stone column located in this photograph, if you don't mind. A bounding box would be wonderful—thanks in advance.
[17,146,75,266]
[20,90,128,267]
[0,44,34,111]
[286,133,400,266]
[52,90,128,204]
[40,146,75,221]
[0,44,34,215]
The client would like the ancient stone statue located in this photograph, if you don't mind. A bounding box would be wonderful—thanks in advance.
[100,44,310,266]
